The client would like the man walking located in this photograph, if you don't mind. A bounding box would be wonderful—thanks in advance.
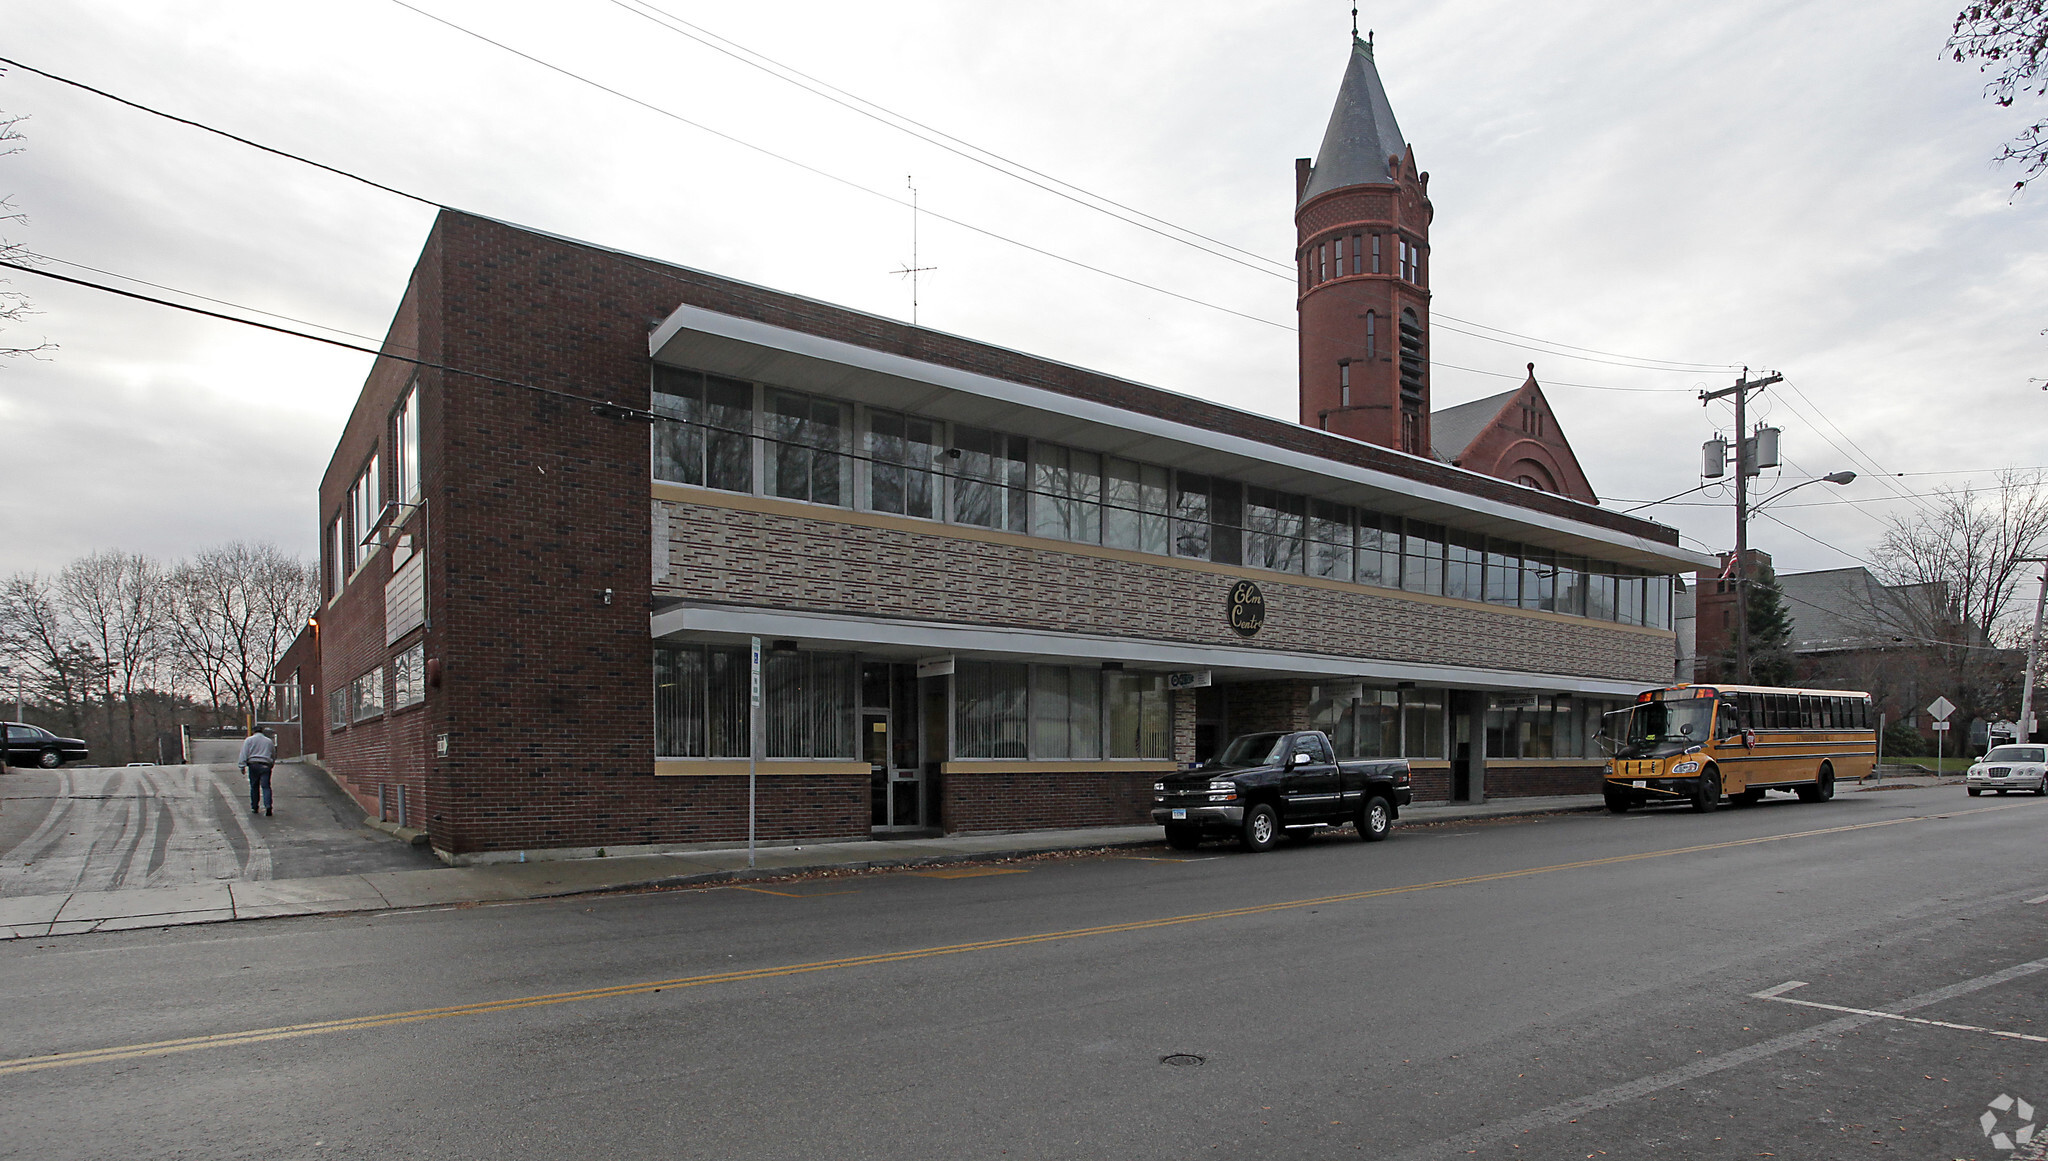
[238,726,277,816]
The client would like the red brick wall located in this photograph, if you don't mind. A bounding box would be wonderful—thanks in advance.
[943,769,1158,833]
[1485,763,1604,798]
[1296,169,1433,452]
[1409,766,1451,803]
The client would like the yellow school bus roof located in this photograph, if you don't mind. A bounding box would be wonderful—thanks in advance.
[1643,683,1873,702]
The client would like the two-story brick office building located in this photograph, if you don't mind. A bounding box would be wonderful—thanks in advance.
[291,35,1709,862]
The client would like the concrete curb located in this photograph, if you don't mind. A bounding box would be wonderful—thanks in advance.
[362,817,430,846]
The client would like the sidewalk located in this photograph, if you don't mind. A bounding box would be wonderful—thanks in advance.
[0,793,1608,940]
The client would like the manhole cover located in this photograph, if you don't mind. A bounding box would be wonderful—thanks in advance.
[1160,1053,1205,1067]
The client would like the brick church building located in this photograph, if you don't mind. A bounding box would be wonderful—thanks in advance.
[277,33,1705,862]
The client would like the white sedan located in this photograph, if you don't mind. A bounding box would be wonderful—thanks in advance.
[1966,745,2048,796]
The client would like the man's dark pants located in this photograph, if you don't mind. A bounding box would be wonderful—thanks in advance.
[247,761,273,812]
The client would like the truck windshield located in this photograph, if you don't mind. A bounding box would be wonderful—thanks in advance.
[1212,733,1288,768]
[1603,699,1714,756]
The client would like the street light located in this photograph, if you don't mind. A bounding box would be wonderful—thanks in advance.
[1731,470,1856,682]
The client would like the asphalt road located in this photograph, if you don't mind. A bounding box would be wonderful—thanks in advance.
[1,786,2042,1160]
[0,763,438,896]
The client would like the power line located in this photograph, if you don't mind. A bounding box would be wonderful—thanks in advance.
[595,1,1748,376]
[382,0,1293,332]
[2,45,1744,388]
[597,0,1291,280]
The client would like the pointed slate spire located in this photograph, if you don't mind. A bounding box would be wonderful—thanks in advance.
[1298,35,1408,205]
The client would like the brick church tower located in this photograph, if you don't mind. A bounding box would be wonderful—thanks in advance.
[1296,34,1433,456]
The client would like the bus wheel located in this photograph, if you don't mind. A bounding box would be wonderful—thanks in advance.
[1816,765,1835,801]
[1690,771,1720,813]
[1604,791,1631,813]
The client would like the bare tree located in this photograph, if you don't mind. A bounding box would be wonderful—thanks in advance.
[0,106,54,360]
[1951,2,2048,192]
[1865,470,2048,727]
[0,572,89,733]
[56,551,166,762]
[166,544,316,728]
[1870,471,2048,646]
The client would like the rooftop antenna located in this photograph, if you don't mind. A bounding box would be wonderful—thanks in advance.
[890,175,938,326]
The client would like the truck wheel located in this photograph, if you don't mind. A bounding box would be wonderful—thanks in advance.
[1690,771,1720,813]
[1968,787,1982,796]
[1604,791,1631,813]
[1164,825,1202,851]
[1241,804,1279,852]
[1357,796,1392,842]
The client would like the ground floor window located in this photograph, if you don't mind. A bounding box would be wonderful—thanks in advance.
[350,667,384,722]
[1312,687,1447,759]
[1105,671,1170,759]
[764,650,857,758]
[654,644,749,757]
[657,646,859,758]
[1484,694,1625,759]
[955,661,1172,760]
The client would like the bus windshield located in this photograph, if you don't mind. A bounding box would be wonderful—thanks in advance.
[1603,699,1715,758]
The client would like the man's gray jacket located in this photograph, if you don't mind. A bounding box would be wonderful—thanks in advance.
[238,733,276,767]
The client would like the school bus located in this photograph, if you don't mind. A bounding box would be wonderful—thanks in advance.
[1600,684,1877,812]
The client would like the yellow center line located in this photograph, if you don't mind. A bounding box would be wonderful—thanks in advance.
[3,800,2033,1078]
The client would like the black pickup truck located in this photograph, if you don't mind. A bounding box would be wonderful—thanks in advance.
[1151,730,1412,851]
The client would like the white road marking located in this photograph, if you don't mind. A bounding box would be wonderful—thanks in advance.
[2026,893,2048,904]
[1751,989,2048,1044]
[1387,955,2048,1161]
[1751,979,1809,998]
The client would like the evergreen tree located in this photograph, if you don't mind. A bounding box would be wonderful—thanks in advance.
[1746,558,1797,685]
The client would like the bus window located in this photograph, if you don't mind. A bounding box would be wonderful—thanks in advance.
[1716,699,1743,738]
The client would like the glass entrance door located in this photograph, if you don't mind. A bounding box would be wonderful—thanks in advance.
[864,711,892,829]
[864,696,929,831]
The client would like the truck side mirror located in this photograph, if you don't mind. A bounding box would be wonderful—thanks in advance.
[1291,752,1313,767]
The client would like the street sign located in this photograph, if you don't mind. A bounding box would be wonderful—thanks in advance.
[1928,696,1956,722]
[750,637,762,708]
[1932,721,1951,732]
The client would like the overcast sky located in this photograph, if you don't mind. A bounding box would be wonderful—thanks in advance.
[1,0,2042,584]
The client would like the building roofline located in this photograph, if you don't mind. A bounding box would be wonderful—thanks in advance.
[443,209,1698,565]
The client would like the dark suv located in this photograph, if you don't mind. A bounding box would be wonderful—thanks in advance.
[4,723,90,768]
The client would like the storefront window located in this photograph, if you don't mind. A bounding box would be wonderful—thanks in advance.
[763,650,857,758]
[1031,666,1102,760]
[1402,688,1446,757]
[955,661,1028,758]
[654,644,749,758]
[1106,671,1170,758]
[1313,688,1441,758]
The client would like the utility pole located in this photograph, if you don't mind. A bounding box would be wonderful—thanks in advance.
[2017,561,2048,744]
[1701,369,1782,684]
